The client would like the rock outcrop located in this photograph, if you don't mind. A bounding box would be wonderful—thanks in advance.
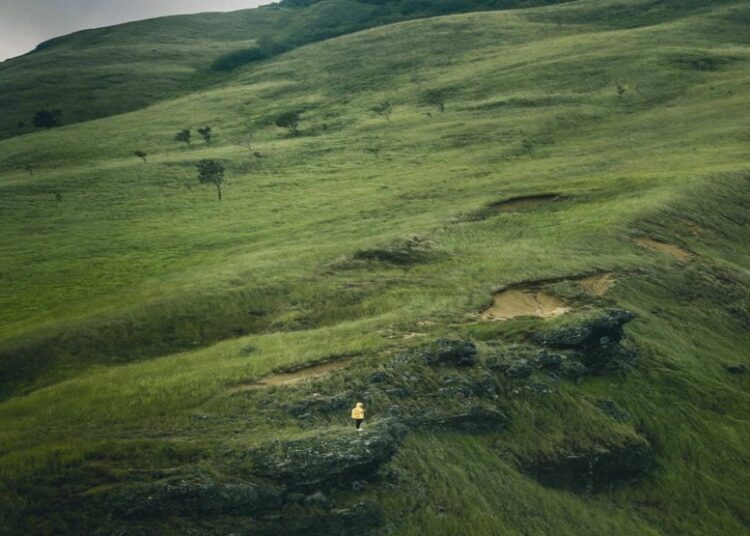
[425,405,510,433]
[724,363,747,374]
[248,419,406,490]
[99,474,284,518]
[523,437,655,491]
[420,338,478,367]
[532,309,637,373]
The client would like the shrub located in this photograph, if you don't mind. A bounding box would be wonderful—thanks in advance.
[175,129,192,145]
[32,109,62,129]
[197,127,212,143]
[370,101,393,123]
[275,111,301,135]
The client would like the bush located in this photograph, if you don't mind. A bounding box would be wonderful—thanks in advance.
[32,109,62,129]
[212,47,269,71]
[275,111,301,135]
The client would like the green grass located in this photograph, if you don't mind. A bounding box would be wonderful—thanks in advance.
[1,0,750,533]
[0,0,576,141]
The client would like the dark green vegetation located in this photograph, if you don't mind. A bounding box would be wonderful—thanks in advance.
[1,0,750,534]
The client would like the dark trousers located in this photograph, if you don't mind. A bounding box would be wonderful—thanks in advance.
[355,419,363,429]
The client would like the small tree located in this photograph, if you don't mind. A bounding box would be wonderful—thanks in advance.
[370,101,393,123]
[134,150,148,163]
[197,126,212,143]
[24,164,34,175]
[275,111,301,135]
[616,83,626,97]
[196,159,225,201]
[32,109,62,129]
[421,89,448,113]
[54,192,63,203]
[175,129,192,145]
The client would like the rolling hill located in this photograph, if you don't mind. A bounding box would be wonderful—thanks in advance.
[0,0,572,141]
[1,0,749,534]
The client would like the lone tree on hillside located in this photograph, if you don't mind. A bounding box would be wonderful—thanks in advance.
[275,111,301,135]
[134,150,148,163]
[32,109,63,129]
[197,126,213,143]
[196,159,225,201]
[370,101,393,123]
[24,164,34,175]
[175,129,192,145]
[421,89,448,113]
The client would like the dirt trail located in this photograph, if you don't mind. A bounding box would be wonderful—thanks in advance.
[634,238,692,262]
[232,359,352,392]
[580,273,616,297]
[482,289,569,321]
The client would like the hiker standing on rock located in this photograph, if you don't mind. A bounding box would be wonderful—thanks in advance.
[351,402,365,431]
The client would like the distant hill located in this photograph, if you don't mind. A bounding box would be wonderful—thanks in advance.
[0,0,573,141]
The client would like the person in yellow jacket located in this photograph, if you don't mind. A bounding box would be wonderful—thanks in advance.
[351,402,365,431]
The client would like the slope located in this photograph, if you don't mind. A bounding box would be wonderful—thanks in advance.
[0,0,749,534]
[0,0,573,141]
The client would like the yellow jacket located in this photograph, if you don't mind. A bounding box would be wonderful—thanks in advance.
[351,402,365,420]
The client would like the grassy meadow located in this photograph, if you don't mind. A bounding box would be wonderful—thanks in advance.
[1,0,750,533]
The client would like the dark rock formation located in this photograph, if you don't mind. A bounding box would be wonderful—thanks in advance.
[724,363,747,374]
[532,308,635,348]
[523,437,655,491]
[500,359,533,378]
[426,405,510,433]
[304,490,333,509]
[99,474,284,518]
[249,419,406,490]
[532,309,637,373]
[285,392,350,417]
[243,501,385,536]
[421,339,478,367]
[560,360,589,380]
[595,399,631,422]
[535,350,563,369]
[487,346,567,378]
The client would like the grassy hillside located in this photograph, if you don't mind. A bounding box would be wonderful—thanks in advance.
[1,0,750,534]
[0,0,571,141]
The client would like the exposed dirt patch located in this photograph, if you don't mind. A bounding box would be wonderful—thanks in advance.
[482,289,569,321]
[232,358,353,391]
[682,219,704,237]
[634,238,692,262]
[580,273,616,297]
[489,193,566,212]
[456,193,567,222]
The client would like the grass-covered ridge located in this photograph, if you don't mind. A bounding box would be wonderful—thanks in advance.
[1,0,749,533]
[0,0,575,142]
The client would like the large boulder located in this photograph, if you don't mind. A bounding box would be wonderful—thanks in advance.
[248,419,405,490]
